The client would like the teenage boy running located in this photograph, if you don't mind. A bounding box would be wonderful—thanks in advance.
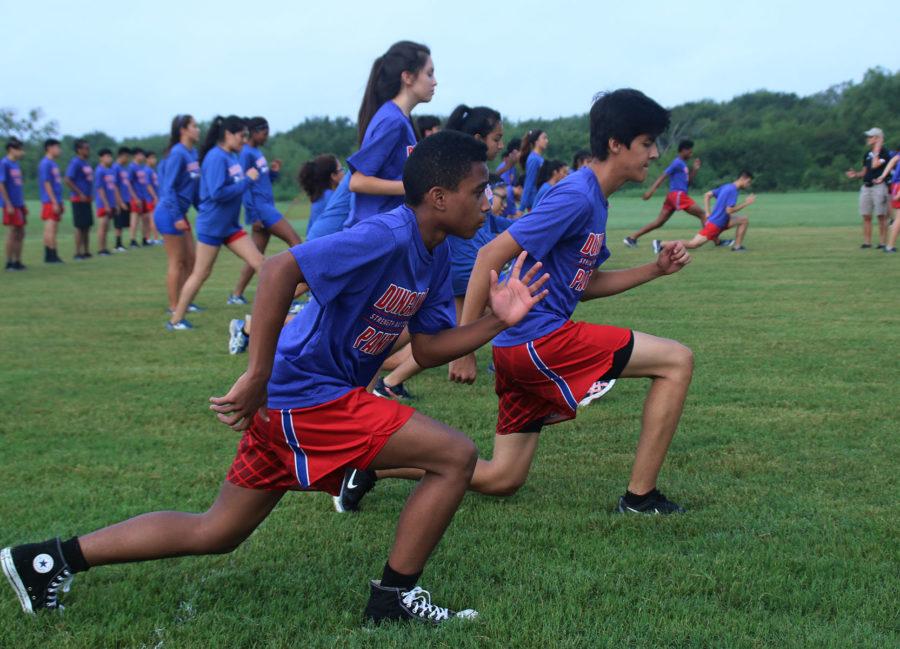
[653,172,756,253]
[38,139,65,263]
[2,131,548,625]
[335,89,694,516]
[625,139,705,247]
[1,139,28,270]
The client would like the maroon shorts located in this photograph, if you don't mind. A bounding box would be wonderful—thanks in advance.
[227,387,415,495]
[3,206,27,227]
[492,320,633,435]
[698,220,724,239]
[41,203,62,222]
[890,183,900,210]
[663,191,696,212]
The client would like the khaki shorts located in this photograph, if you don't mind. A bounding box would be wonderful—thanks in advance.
[859,184,888,216]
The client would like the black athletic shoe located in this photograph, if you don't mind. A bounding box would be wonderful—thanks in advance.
[876,244,886,250]
[13,261,26,270]
[861,243,872,249]
[616,490,685,515]
[83,253,93,259]
[98,249,112,257]
[333,468,377,513]
[373,377,415,400]
[364,580,478,625]
[130,240,140,248]
[1,539,73,614]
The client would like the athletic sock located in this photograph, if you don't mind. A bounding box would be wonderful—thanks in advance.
[623,488,659,507]
[242,325,250,336]
[60,536,90,573]
[381,562,421,590]
[115,236,123,248]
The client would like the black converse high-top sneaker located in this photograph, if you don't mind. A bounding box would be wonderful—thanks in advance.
[364,580,478,625]
[1,538,73,613]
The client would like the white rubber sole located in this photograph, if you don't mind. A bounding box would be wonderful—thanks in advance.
[1,547,33,614]
[332,495,346,513]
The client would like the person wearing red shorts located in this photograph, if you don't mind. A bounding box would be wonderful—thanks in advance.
[0,130,548,626]
[1,138,28,270]
[38,139,65,263]
[346,90,694,518]
[876,151,900,253]
[624,139,707,247]
[654,171,756,253]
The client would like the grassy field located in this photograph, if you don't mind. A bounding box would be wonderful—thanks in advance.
[1,192,897,648]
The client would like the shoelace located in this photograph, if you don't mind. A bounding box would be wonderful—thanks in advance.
[45,569,72,609]
[401,587,450,621]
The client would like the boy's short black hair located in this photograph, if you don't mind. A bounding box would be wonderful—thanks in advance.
[44,138,60,151]
[132,147,145,156]
[145,150,156,157]
[504,138,521,157]
[117,146,132,156]
[98,148,113,157]
[74,138,89,152]
[739,170,754,179]
[677,139,694,152]
[416,115,441,135]
[403,130,488,206]
[589,89,670,161]
[6,138,23,151]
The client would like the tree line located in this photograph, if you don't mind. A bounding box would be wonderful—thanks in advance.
[3,67,898,200]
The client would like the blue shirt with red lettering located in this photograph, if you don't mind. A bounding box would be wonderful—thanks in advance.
[129,162,151,201]
[65,157,94,199]
[519,151,544,211]
[665,157,690,193]
[267,204,455,409]
[707,182,739,227]
[346,101,416,227]
[38,157,63,204]
[113,162,134,203]
[94,165,118,210]
[158,144,199,219]
[0,158,25,207]
[239,144,279,212]
[196,146,248,237]
[494,166,610,347]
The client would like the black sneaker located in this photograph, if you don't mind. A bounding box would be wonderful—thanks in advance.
[333,468,377,513]
[83,253,93,259]
[4,261,13,271]
[364,580,478,625]
[98,249,112,257]
[12,261,26,270]
[876,243,886,250]
[1,539,73,614]
[373,377,414,400]
[616,489,685,515]
[861,243,872,249]
[130,240,140,248]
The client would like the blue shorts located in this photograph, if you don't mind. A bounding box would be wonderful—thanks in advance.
[245,204,283,229]
[153,204,188,236]
[197,227,247,247]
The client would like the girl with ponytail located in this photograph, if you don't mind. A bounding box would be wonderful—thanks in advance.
[518,128,550,211]
[298,154,344,236]
[346,40,435,227]
[154,114,201,313]
[167,115,262,330]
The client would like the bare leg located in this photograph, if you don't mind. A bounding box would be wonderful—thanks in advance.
[225,235,265,272]
[78,481,284,566]
[5,226,14,261]
[42,220,56,249]
[97,217,109,251]
[129,211,138,243]
[887,207,900,249]
[618,331,693,494]
[862,214,873,245]
[630,206,674,241]
[162,234,192,311]
[877,214,887,246]
[684,203,706,222]
[15,226,24,261]
[368,412,477,574]
[73,227,83,256]
[267,218,302,247]
[170,242,221,323]
[728,216,749,247]
[232,226,270,299]
[383,355,424,388]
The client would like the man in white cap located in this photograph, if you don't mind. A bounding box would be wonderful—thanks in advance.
[845,128,891,249]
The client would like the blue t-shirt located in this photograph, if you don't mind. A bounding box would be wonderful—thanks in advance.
[113,162,134,203]
[129,162,151,201]
[707,183,739,227]
[38,157,63,204]
[158,143,200,217]
[346,101,416,226]
[306,188,334,235]
[891,156,900,184]
[533,181,552,208]
[309,174,353,240]
[447,211,515,296]
[665,157,690,193]
[149,165,159,193]
[65,157,94,199]
[494,167,610,347]
[240,144,279,212]
[94,165,118,209]
[0,158,25,207]
[196,146,249,237]
[267,205,455,409]
[499,162,518,215]
[520,151,544,211]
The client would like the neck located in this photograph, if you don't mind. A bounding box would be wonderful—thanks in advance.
[180,137,193,149]
[589,159,628,197]
[392,91,418,117]
[414,206,445,251]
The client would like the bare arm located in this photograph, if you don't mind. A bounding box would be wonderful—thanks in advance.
[349,171,404,196]
[725,194,756,215]
[877,155,899,183]
[688,158,701,184]
[582,242,690,300]
[704,191,713,217]
[0,184,11,210]
[642,173,668,200]
[460,230,524,327]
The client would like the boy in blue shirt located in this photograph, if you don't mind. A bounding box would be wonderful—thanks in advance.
[94,148,125,256]
[653,171,756,253]
[2,130,548,626]
[64,139,95,259]
[38,139,65,263]
[1,139,27,270]
[113,147,135,252]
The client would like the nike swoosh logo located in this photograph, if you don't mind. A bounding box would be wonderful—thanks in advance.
[346,471,358,490]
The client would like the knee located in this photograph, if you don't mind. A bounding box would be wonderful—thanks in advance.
[451,438,478,478]
[485,475,526,498]
[671,343,694,381]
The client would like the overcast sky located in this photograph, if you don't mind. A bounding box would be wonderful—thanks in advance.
[2,0,896,139]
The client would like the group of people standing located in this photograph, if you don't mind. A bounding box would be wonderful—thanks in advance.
[845,126,900,252]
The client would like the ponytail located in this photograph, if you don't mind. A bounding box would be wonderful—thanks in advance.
[165,114,194,156]
[445,104,501,139]
[536,159,565,188]
[519,129,544,172]
[357,41,431,145]
[200,115,245,163]
[298,154,340,202]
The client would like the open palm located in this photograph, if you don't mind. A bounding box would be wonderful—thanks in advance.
[488,251,550,327]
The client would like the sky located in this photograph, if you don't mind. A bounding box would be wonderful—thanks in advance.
[2,0,896,139]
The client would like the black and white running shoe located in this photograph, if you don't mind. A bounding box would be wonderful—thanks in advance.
[364,580,478,625]
[373,377,415,400]
[616,489,685,515]
[1,538,73,614]
[333,468,377,513]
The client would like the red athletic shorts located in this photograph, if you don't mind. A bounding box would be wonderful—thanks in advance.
[144,200,156,213]
[492,320,633,435]
[227,387,415,495]
[3,206,27,227]
[698,220,724,239]
[97,207,113,218]
[41,203,61,222]
[129,199,143,214]
[890,183,900,209]
[663,190,696,212]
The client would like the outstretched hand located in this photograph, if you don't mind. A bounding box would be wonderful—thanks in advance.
[488,251,550,327]
[209,372,269,432]
[656,241,691,275]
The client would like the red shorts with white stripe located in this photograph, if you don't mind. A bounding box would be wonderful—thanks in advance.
[663,191,696,212]
[226,387,415,495]
[492,320,633,435]
[698,221,724,240]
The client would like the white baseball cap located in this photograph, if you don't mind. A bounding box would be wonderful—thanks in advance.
[864,127,884,137]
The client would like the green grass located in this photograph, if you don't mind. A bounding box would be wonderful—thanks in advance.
[1,192,897,648]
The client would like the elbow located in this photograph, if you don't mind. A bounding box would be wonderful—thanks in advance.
[348,172,362,193]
